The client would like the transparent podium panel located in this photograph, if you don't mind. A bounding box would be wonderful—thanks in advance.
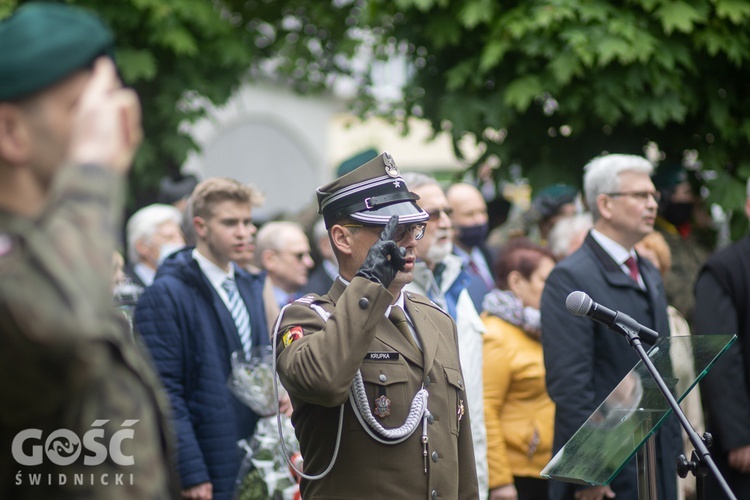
[541,334,735,486]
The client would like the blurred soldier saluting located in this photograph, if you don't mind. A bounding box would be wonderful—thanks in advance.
[0,3,179,498]
[275,152,479,499]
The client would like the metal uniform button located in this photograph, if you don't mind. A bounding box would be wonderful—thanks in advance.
[427,413,435,424]
[431,451,439,463]
[379,373,387,382]
[425,376,431,387]
[431,490,438,500]
[358,298,369,310]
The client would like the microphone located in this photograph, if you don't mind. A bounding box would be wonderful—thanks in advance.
[566,291,659,346]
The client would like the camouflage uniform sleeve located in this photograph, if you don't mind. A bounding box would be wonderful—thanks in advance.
[39,163,124,321]
[0,163,124,413]
[1,164,181,498]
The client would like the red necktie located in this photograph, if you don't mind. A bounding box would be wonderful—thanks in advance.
[624,256,640,282]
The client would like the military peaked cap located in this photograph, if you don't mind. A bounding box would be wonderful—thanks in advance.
[317,151,429,229]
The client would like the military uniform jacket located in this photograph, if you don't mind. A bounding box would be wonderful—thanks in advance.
[276,277,479,499]
[0,165,180,499]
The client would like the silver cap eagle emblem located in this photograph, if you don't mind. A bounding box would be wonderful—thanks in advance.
[383,151,399,178]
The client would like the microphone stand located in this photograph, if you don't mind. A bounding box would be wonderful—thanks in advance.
[612,322,737,500]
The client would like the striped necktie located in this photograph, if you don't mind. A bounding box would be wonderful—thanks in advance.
[222,277,252,356]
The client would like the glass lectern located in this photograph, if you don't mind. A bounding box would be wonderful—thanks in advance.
[541,334,735,491]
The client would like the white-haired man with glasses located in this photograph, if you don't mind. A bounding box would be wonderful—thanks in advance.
[540,153,681,500]
[275,152,479,499]
[255,220,315,308]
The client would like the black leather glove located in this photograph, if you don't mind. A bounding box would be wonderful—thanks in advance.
[355,215,407,288]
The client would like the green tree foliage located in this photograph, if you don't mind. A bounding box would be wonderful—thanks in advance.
[76,0,269,206]
[3,0,748,236]
[1,0,251,204]
[358,0,750,236]
[2,0,366,208]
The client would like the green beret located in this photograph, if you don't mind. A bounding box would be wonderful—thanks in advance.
[336,148,378,177]
[652,163,688,191]
[0,2,114,101]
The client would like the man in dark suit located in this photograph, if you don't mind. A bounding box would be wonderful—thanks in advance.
[255,220,315,308]
[275,152,479,499]
[135,177,270,500]
[540,154,681,500]
[693,179,750,498]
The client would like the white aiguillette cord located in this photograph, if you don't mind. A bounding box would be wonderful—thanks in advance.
[272,302,430,481]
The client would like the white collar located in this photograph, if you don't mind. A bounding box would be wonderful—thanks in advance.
[133,262,156,286]
[385,291,407,317]
[590,229,636,265]
[192,248,235,290]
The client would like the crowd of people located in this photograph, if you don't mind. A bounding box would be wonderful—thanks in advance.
[3,3,750,500]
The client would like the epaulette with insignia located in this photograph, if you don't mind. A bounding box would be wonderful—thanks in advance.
[294,294,315,304]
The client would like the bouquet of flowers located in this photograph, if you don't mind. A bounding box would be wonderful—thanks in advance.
[229,347,302,500]
[228,347,279,417]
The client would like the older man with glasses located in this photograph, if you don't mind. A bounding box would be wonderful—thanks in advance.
[275,152,479,499]
[255,220,316,309]
[540,154,681,500]
[401,171,490,500]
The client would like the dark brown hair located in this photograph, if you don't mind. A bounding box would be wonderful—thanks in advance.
[493,237,555,290]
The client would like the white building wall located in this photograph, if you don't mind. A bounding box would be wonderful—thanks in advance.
[183,81,476,221]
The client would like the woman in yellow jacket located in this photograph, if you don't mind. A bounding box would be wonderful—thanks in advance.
[482,239,557,500]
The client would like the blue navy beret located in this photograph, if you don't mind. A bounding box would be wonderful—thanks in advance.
[0,2,114,101]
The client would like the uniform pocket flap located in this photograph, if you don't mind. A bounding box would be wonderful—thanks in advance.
[443,366,464,390]
[360,361,409,386]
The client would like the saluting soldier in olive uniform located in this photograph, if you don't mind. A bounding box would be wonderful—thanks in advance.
[275,153,479,499]
[0,4,179,498]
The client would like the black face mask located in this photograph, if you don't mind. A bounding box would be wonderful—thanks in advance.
[662,202,693,226]
[456,222,489,248]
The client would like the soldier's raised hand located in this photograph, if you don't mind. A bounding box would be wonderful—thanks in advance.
[67,57,142,174]
[355,215,407,288]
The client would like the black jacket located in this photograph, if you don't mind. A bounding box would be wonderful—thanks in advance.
[541,232,681,500]
[694,235,750,496]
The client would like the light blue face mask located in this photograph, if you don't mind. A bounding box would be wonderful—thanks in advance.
[157,242,185,265]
